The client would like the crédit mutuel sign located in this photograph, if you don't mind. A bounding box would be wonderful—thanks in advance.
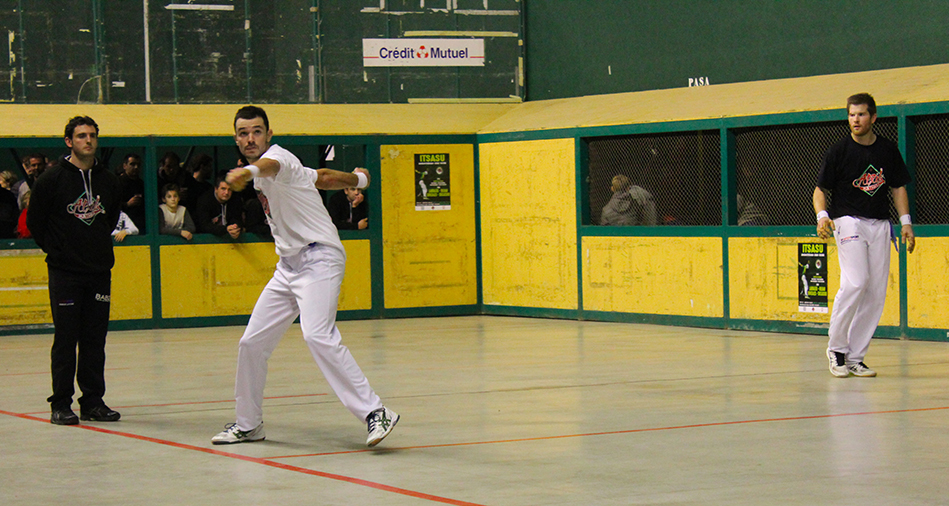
[363,39,485,67]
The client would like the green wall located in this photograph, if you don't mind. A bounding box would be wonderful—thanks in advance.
[525,0,949,100]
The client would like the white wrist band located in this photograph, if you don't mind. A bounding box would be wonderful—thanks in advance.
[900,214,912,226]
[816,211,829,222]
[245,164,260,178]
[354,171,368,189]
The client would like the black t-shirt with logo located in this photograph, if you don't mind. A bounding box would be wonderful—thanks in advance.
[817,135,910,220]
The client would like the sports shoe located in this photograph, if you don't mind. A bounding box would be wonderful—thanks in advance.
[80,405,121,422]
[366,407,399,447]
[51,408,79,425]
[211,423,265,445]
[847,362,877,377]
[827,349,849,377]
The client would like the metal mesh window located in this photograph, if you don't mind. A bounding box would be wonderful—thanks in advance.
[912,114,949,225]
[587,131,721,226]
[734,119,898,226]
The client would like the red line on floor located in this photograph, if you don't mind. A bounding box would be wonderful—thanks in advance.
[267,405,949,459]
[0,408,485,506]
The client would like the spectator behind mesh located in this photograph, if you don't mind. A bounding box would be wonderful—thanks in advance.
[157,151,189,202]
[159,183,196,241]
[195,174,243,239]
[600,174,657,226]
[327,187,368,230]
[736,194,770,226]
[183,153,214,212]
[117,154,146,232]
[1,171,19,192]
[18,153,47,210]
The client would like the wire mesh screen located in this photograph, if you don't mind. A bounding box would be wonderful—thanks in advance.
[734,118,898,226]
[912,114,949,225]
[587,131,721,226]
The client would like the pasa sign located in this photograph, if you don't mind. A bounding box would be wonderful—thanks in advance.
[363,39,485,67]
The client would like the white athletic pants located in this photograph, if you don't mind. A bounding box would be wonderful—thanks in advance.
[827,216,891,364]
[234,243,382,431]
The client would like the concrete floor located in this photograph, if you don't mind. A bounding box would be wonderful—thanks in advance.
[2,316,949,505]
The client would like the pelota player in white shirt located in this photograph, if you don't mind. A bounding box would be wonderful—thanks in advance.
[211,105,398,447]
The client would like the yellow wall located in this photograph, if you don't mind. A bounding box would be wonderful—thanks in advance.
[112,246,153,320]
[728,237,899,326]
[0,245,151,326]
[160,240,372,319]
[583,237,723,317]
[0,249,52,326]
[907,237,949,329]
[479,138,578,310]
[380,144,478,309]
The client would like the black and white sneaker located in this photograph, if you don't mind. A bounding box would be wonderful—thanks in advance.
[211,423,266,444]
[366,407,399,447]
[827,349,849,377]
[847,362,877,377]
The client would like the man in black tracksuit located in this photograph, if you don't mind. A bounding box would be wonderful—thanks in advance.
[28,116,122,425]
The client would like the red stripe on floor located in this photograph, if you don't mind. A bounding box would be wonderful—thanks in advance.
[267,405,949,459]
[0,408,485,506]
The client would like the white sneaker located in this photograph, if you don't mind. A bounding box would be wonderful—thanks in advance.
[827,349,849,378]
[847,362,877,377]
[366,407,399,447]
[211,423,266,445]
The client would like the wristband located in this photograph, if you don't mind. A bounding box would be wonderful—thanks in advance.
[245,164,260,178]
[816,210,829,222]
[354,171,368,189]
[900,214,912,226]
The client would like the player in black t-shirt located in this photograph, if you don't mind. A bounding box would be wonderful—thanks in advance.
[813,93,915,378]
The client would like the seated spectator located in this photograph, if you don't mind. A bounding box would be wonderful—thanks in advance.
[112,210,140,243]
[18,153,47,209]
[158,183,196,241]
[736,194,770,226]
[183,153,214,212]
[327,187,369,230]
[600,174,657,226]
[0,171,19,192]
[117,153,146,232]
[195,175,243,239]
[16,190,30,239]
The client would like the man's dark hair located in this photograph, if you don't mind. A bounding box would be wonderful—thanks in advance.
[124,153,142,164]
[234,105,269,131]
[847,93,876,117]
[214,173,229,187]
[64,116,99,139]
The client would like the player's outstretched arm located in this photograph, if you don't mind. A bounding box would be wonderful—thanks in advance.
[812,186,835,239]
[226,158,279,191]
[316,167,370,191]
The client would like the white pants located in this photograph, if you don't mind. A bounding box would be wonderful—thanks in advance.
[827,216,891,364]
[234,243,382,431]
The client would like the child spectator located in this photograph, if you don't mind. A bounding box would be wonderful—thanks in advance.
[112,211,140,242]
[158,183,195,241]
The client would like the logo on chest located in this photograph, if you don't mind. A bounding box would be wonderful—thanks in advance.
[66,192,105,225]
[852,165,886,196]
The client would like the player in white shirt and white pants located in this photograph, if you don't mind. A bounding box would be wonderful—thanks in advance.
[212,106,398,447]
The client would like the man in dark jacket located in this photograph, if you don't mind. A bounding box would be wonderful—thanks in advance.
[194,174,244,239]
[28,116,122,426]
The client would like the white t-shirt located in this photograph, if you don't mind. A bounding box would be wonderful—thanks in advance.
[254,144,344,257]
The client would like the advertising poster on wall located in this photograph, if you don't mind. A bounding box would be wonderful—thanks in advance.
[798,242,828,313]
[415,153,450,211]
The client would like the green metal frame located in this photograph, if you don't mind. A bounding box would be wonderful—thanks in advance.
[478,100,949,341]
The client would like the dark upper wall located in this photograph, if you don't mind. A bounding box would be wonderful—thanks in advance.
[0,1,522,104]
[524,0,949,100]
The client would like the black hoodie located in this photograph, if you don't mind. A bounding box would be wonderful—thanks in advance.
[27,155,120,274]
